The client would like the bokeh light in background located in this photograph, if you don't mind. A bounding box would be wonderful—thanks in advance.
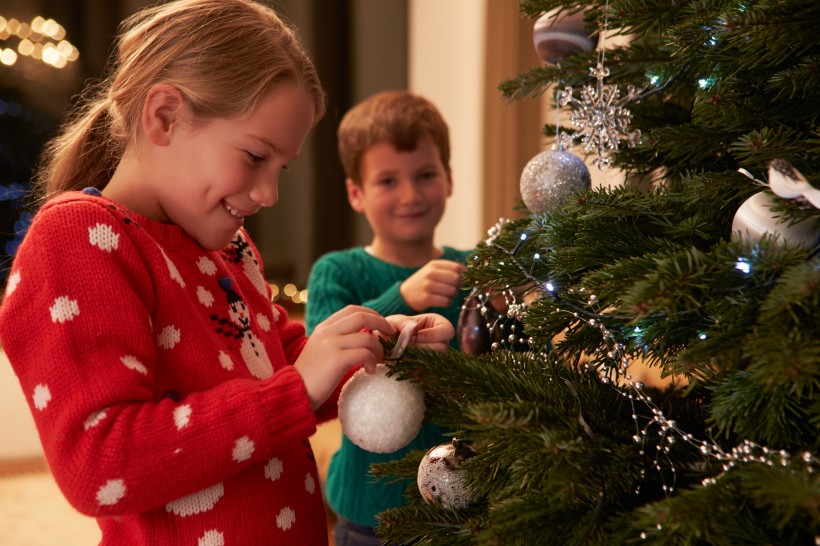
[0,15,79,69]
[0,6,80,282]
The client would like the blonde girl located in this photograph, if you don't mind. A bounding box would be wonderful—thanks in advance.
[0,1,453,544]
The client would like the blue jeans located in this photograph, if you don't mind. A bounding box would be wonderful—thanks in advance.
[334,518,383,546]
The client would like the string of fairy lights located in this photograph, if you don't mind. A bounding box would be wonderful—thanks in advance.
[473,218,817,538]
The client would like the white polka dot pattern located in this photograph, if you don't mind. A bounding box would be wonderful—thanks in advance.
[88,223,119,252]
[50,296,80,323]
[157,325,181,349]
[5,270,20,296]
[270,304,281,322]
[197,286,215,307]
[33,384,51,410]
[83,409,108,430]
[198,530,225,546]
[120,355,148,375]
[96,479,126,506]
[166,483,224,517]
[256,313,271,332]
[197,256,217,276]
[218,351,234,371]
[159,247,185,287]
[276,506,296,531]
[174,404,192,430]
[305,473,316,494]
[232,437,255,462]
[264,458,283,482]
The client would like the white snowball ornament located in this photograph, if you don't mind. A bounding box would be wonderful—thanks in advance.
[338,364,425,453]
[520,149,591,214]
[417,439,478,509]
[338,321,426,453]
[533,9,594,64]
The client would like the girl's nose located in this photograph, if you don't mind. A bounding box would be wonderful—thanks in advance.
[249,176,279,208]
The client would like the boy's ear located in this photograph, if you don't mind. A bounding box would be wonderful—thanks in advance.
[345,177,365,213]
[142,84,186,146]
[445,169,453,197]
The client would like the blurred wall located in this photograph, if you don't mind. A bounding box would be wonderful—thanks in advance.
[409,0,487,252]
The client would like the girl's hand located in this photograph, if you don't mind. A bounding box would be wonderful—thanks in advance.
[385,313,454,354]
[295,305,396,410]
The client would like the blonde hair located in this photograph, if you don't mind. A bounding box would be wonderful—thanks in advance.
[337,90,451,185]
[34,0,326,201]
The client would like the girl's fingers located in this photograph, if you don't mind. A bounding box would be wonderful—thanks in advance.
[317,305,371,327]
[318,306,395,336]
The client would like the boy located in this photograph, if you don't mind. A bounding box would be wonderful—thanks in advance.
[306,90,471,545]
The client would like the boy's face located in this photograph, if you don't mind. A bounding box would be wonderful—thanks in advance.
[346,134,452,250]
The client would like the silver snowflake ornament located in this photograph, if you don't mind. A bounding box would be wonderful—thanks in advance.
[557,62,642,169]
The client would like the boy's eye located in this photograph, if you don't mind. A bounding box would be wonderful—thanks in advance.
[419,171,437,180]
[378,177,397,186]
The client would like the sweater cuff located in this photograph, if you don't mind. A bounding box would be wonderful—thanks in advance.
[257,366,316,447]
[365,281,415,316]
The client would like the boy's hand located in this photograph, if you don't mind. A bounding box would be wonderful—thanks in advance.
[295,305,396,410]
[400,259,466,312]
[386,313,455,354]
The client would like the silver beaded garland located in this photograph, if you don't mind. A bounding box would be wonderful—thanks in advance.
[520,150,591,214]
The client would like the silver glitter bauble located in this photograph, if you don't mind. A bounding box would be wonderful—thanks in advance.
[339,364,426,453]
[417,439,477,509]
[732,191,819,247]
[520,150,591,214]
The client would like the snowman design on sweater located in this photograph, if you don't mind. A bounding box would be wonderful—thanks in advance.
[211,276,273,380]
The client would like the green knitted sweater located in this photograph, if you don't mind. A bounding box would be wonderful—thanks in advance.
[305,246,471,527]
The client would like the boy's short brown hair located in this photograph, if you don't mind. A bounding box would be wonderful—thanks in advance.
[337,90,451,184]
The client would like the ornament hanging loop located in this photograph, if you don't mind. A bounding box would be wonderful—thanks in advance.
[385,319,418,362]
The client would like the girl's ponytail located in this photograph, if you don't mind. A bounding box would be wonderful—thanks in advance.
[33,86,122,204]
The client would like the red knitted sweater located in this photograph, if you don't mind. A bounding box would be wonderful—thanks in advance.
[0,191,339,545]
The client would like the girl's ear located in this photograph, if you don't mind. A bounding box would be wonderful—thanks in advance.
[142,84,186,146]
[345,177,365,213]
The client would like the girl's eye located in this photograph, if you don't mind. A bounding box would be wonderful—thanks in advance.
[246,151,266,164]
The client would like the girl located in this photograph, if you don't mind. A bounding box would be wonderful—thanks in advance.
[0,1,453,544]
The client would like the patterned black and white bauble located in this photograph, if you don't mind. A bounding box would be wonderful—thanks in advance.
[520,150,591,215]
[732,191,818,247]
[417,439,477,509]
[338,363,426,453]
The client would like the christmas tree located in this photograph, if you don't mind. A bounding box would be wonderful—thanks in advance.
[372,1,819,544]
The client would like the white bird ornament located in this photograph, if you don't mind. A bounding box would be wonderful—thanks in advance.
[767,158,820,208]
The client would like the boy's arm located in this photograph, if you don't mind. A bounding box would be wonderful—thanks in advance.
[305,254,414,335]
[305,255,355,334]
